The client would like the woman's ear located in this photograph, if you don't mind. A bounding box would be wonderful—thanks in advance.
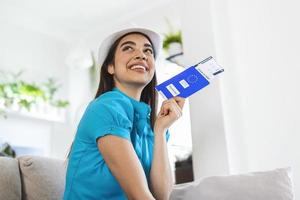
[107,64,114,75]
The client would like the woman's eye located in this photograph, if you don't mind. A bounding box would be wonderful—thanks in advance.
[144,48,153,54]
[122,46,133,51]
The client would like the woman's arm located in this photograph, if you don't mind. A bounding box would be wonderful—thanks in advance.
[150,97,185,200]
[98,135,155,200]
[149,129,173,200]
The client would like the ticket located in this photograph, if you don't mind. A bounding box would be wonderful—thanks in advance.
[155,56,224,99]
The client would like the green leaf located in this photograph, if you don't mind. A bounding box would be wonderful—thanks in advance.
[0,84,5,97]
[163,30,182,50]
[19,83,44,97]
[43,78,59,101]
[18,99,32,111]
[52,100,69,108]
[0,109,7,119]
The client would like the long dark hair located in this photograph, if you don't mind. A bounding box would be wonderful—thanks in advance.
[95,32,158,129]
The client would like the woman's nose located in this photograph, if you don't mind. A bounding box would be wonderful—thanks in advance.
[134,51,147,61]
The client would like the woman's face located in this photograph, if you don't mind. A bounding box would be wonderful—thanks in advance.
[108,33,156,89]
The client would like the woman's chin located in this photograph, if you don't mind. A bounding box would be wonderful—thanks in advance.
[129,79,152,87]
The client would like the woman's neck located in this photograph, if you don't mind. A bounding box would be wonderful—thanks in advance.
[115,84,143,101]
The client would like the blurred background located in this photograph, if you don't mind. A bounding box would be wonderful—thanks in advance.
[1,0,299,196]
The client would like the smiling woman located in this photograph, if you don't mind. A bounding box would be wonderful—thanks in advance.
[64,27,186,200]
[107,33,156,94]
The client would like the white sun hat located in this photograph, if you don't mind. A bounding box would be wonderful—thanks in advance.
[97,27,162,67]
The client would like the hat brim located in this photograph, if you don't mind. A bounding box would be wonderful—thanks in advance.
[97,27,162,67]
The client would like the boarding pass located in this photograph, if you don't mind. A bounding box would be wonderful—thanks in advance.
[155,56,224,99]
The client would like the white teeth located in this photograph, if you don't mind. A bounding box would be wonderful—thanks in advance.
[130,65,146,71]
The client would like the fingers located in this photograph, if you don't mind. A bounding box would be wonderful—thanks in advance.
[174,96,185,109]
[160,102,181,118]
[161,97,185,111]
[160,98,183,118]
[172,103,182,118]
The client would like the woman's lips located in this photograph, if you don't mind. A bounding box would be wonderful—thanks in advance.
[130,65,146,71]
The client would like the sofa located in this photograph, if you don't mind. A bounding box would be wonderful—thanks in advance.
[0,156,295,200]
[0,156,66,200]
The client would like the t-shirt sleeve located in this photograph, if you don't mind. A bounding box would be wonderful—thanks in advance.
[166,129,170,142]
[78,99,133,143]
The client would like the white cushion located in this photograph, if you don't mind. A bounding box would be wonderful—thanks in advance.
[170,167,294,200]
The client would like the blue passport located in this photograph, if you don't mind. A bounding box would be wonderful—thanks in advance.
[155,56,224,99]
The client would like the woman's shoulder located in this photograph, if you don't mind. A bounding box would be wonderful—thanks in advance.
[88,90,134,114]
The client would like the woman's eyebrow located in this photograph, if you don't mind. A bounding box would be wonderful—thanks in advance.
[120,41,136,47]
[144,43,153,49]
[120,41,153,49]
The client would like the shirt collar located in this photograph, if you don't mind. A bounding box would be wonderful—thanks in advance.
[112,87,151,117]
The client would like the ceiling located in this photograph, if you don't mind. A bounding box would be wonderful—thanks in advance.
[1,0,172,43]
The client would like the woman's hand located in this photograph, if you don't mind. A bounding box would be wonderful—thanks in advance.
[154,96,185,134]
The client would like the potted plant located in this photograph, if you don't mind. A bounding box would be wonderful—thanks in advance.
[162,19,184,65]
[0,142,16,158]
[0,70,69,119]
[163,30,183,56]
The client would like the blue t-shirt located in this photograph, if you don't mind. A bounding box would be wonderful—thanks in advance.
[64,87,169,200]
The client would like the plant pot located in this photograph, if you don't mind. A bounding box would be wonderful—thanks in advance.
[168,42,183,56]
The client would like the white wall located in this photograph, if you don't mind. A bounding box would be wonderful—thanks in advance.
[180,0,229,178]
[181,0,300,196]
[0,22,73,158]
[0,115,52,156]
[0,23,69,89]
[216,0,300,195]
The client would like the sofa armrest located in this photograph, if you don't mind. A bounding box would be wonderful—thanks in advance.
[0,157,22,200]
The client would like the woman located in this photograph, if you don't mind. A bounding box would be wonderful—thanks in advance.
[64,27,185,200]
